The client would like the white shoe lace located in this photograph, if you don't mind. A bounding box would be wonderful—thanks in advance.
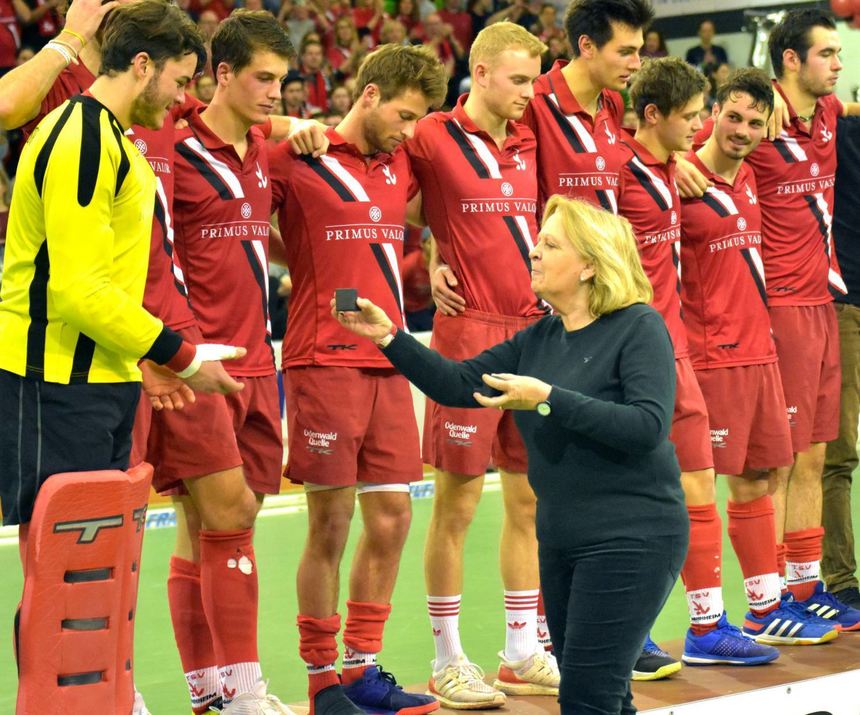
[439,662,499,695]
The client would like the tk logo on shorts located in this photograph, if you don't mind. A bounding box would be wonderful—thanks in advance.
[501,182,514,197]
[369,206,382,222]
[737,217,747,231]
[810,162,820,178]
[133,139,147,155]
[595,156,606,171]
[241,202,252,219]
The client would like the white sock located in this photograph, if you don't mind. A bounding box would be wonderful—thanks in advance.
[504,589,539,661]
[744,573,781,614]
[219,662,262,703]
[786,559,821,591]
[185,666,219,710]
[428,595,465,670]
[686,587,724,630]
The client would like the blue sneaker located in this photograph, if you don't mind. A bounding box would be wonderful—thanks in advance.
[631,635,681,681]
[682,612,779,665]
[342,666,439,715]
[742,592,839,645]
[800,581,860,632]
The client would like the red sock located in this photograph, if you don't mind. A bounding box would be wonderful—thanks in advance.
[342,600,391,684]
[784,527,824,602]
[727,496,781,617]
[167,557,219,713]
[299,613,341,714]
[681,503,723,635]
[199,529,259,665]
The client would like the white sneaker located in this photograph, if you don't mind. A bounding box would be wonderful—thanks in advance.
[133,687,152,715]
[220,680,296,714]
[426,659,506,710]
[493,649,559,696]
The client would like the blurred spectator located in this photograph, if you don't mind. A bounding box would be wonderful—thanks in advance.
[194,74,216,103]
[282,69,321,117]
[417,0,437,19]
[197,8,220,39]
[188,0,234,21]
[20,0,61,52]
[283,0,318,50]
[300,38,330,111]
[322,112,343,126]
[380,18,409,45]
[15,44,32,65]
[351,0,384,43]
[424,12,463,77]
[467,0,494,37]
[402,231,434,332]
[329,84,353,115]
[438,0,473,51]
[621,108,638,130]
[326,16,359,76]
[685,18,728,74]
[532,2,563,43]
[487,0,537,31]
[641,28,667,58]
[390,0,424,41]
[0,0,29,77]
[540,33,568,73]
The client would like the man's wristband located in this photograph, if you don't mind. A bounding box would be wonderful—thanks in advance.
[374,324,397,348]
[174,350,202,379]
[163,340,198,375]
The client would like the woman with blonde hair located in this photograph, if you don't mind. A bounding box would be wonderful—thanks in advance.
[334,196,688,714]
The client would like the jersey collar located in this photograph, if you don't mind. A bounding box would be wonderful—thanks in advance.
[686,150,747,190]
[450,94,528,151]
[622,133,675,169]
[324,126,396,165]
[773,80,824,137]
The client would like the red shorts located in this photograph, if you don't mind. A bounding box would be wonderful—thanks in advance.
[422,310,536,475]
[670,357,713,472]
[695,362,794,475]
[283,366,422,486]
[769,304,841,450]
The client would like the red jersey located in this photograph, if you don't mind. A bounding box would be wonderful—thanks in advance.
[173,111,275,377]
[694,84,845,306]
[269,128,416,369]
[0,0,19,68]
[617,135,687,358]
[523,60,625,217]
[680,154,775,369]
[21,62,196,330]
[406,97,544,319]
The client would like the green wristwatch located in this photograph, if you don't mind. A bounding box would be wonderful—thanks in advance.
[536,400,551,417]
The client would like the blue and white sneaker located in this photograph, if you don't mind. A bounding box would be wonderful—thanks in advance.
[682,612,779,665]
[799,581,860,632]
[631,635,681,681]
[742,592,839,645]
[343,665,439,715]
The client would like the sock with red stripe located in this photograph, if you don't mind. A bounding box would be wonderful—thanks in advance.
[167,557,219,713]
[342,600,391,684]
[681,503,724,635]
[536,590,552,651]
[199,529,261,703]
[503,589,539,661]
[299,613,341,715]
[727,496,781,617]
[785,527,824,602]
[427,595,464,671]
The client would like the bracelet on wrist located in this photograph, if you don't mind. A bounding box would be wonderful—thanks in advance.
[60,27,87,47]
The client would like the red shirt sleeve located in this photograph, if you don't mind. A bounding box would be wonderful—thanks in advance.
[268,141,296,213]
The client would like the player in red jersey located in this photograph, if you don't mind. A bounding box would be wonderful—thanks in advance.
[680,68,836,660]
[521,0,652,217]
[269,45,449,715]
[695,8,860,631]
[619,57,711,679]
[404,23,560,708]
[165,13,299,713]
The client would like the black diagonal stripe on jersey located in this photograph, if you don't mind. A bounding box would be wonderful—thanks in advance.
[542,95,588,154]
[444,120,490,179]
[502,216,532,273]
[740,248,768,307]
[299,155,357,202]
[68,335,96,384]
[370,243,404,315]
[77,100,101,207]
[176,142,234,201]
[627,158,670,212]
[596,190,613,212]
[33,101,75,198]
[804,195,830,253]
[671,244,682,298]
[25,241,50,379]
[240,241,275,359]
[772,138,799,165]
[701,192,732,218]
[153,195,188,298]
[109,120,130,197]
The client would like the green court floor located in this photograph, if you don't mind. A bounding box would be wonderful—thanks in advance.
[1,479,858,713]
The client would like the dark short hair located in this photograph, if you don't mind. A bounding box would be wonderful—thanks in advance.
[100,0,206,76]
[563,0,654,58]
[353,43,448,107]
[715,67,774,116]
[768,8,837,79]
[629,56,707,119]
[211,9,295,74]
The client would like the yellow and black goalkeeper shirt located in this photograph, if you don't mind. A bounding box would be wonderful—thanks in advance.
[0,95,171,384]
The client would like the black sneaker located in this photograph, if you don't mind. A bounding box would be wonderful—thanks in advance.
[832,586,860,610]
[312,684,365,715]
[631,635,681,681]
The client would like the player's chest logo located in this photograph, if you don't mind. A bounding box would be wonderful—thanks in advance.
[810,162,820,177]
[382,164,397,185]
[501,181,514,197]
[513,150,527,171]
[369,206,382,222]
[134,138,147,155]
[820,124,833,143]
[255,161,268,189]
[745,184,757,205]
[737,216,747,231]
[603,123,616,145]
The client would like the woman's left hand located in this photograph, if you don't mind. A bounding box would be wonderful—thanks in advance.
[474,373,551,411]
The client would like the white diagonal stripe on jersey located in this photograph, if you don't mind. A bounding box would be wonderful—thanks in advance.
[548,93,598,153]
[778,131,808,161]
[320,155,370,202]
[154,177,187,291]
[605,188,618,215]
[705,186,739,215]
[813,192,849,294]
[251,239,273,336]
[381,242,407,329]
[184,137,245,198]
[674,241,682,282]
[453,119,502,178]
[630,156,673,209]
[747,246,766,287]
[513,215,536,251]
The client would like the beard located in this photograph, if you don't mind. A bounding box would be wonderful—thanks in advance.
[129,71,167,130]
[798,68,835,99]
[362,110,398,154]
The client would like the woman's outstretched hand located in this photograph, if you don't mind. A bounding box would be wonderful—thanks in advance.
[474,373,552,411]
[331,295,395,343]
